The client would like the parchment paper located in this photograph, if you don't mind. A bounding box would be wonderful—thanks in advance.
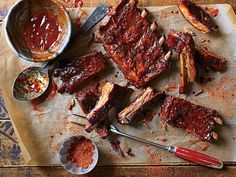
[0,4,236,165]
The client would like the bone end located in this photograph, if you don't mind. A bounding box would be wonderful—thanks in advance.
[214,117,223,125]
[141,9,148,18]
[158,35,166,46]
[150,22,158,31]
[164,51,172,61]
[129,0,136,6]
[212,132,218,140]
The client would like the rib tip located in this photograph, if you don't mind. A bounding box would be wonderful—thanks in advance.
[213,117,223,125]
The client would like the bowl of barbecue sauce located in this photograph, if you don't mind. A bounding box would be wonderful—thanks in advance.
[5,0,71,62]
[59,136,99,174]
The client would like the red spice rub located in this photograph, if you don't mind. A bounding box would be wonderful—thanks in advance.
[53,51,106,94]
[68,137,95,168]
[160,96,219,141]
[98,0,171,88]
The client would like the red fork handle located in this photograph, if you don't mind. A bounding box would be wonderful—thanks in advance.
[171,146,223,169]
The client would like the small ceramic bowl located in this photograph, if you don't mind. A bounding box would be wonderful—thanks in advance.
[4,0,72,62]
[59,136,99,175]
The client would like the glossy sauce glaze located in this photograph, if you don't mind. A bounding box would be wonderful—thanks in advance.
[99,0,170,88]
[160,96,217,141]
[53,51,106,94]
[23,12,62,52]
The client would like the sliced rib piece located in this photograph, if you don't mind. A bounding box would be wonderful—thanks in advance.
[160,96,222,141]
[53,51,106,94]
[195,46,227,71]
[86,82,128,132]
[178,0,218,33]
[167,31,197,93]
[118,87,165,124]
[98,0,171,88]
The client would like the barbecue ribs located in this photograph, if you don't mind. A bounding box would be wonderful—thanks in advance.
[178,0,218,33]
[160,96,222,141]
[53,51,106,94]
[118,87,165,124]
[98,0,172,88]
[86,82,129,132]
[195,46,226,71]
[167,31,197,93]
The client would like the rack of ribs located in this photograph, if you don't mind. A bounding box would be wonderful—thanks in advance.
[86,82,130,132]
[98,0,172,88]
[118,87,165,124]
[53,51,106,94]
[160,96,223,141]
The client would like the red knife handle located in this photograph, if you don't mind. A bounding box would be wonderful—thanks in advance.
[171,146,223,169]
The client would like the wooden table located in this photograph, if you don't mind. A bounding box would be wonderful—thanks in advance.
[0,0,236,176]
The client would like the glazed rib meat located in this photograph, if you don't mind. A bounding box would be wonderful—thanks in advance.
[160,96,222,141]
[178,0,218,33]
[53,51,106,94]
[86,82,129,132]
[98,0,171,88]
[195,46,226,71]
[118,87,165,124]
[167,31,197,93]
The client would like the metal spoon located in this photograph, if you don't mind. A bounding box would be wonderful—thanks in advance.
[109,125,223,169]
[13,3,109,101]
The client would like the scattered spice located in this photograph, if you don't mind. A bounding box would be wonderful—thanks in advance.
[110,140,125,157]
[68,137,95,168]
[126,148,134,156]
[205,7,219,17]
[193,89,204,96]
[189,140,209,151]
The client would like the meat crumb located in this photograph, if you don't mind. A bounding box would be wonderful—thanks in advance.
[193,89,204,96]
[205,7,219,17]
[68,99,75,110]
[155,136,168,142]
[201,38,210,43]
[126,148,134,156]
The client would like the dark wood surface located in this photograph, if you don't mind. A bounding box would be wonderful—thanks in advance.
[0,0,236,176]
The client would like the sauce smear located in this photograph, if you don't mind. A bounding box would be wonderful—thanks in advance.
[23,12,62,52]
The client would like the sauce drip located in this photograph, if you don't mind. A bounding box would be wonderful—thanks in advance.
[23,12,62,52]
